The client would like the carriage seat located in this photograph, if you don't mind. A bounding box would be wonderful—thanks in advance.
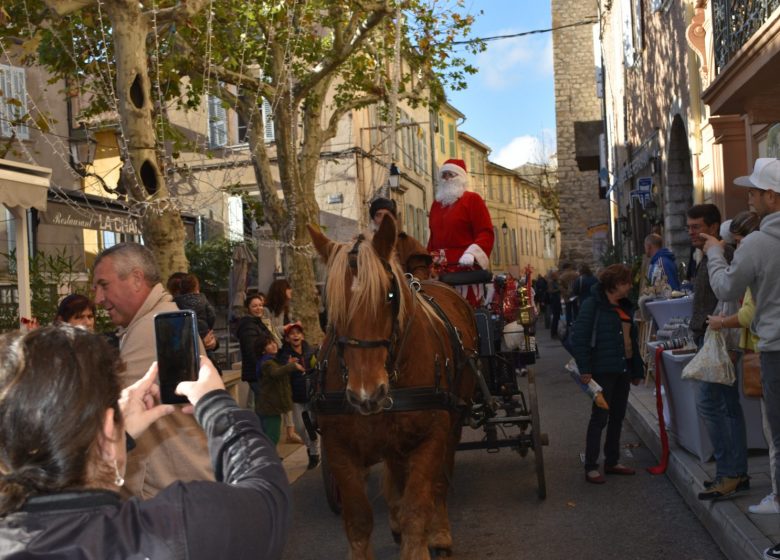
[438,269,494,286]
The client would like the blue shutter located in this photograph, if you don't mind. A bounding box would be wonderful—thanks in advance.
[208,96,227,148]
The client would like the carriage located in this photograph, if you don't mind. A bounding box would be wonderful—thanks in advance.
[307,221,548,559]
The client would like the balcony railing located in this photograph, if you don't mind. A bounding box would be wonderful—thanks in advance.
[713,0,780,74]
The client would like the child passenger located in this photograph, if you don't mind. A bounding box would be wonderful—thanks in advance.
[254,333,305,445]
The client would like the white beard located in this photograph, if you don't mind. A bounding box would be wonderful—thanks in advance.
[369,221,379,233]
[436,177,466,206]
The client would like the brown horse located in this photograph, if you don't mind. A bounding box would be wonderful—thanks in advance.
[308,216,479,560]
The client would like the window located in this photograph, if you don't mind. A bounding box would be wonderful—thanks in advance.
[498,176,504,202]
[208,96,227,148]
[416,208,426,243]
[438,117,445,153]
[0,64,29,140]
[511,229,519,265]
[487,173,494,200]
[447,123,456,157]
[507,181,513,204]
[421,131,428,174]
[227,195,244,241]
[621,0,643,67]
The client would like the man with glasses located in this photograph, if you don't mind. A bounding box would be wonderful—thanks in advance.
[686,204,748,501]
[701,158,780,560]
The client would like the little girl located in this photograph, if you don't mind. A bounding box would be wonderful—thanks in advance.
[254,333,305,445]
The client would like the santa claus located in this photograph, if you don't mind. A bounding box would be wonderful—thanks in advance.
[427,158,494,272]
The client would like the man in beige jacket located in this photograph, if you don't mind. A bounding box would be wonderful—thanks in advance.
[93,243,214,499]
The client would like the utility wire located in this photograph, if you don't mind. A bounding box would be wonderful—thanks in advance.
[451,18,598,46]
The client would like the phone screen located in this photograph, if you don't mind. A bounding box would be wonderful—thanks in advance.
[154,310,200,404]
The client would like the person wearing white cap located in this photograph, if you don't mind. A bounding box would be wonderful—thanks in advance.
[701,158,780,560]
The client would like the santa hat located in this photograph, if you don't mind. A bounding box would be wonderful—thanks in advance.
[439,159,468,181]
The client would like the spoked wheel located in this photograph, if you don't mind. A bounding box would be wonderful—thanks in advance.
[527,367,547,500]
[320,446,342,515]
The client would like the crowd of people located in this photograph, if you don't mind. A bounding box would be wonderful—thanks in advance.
[2,153,778,558]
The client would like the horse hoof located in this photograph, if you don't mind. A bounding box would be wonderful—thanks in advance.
[391,531,402,545]
[430,547,452,557]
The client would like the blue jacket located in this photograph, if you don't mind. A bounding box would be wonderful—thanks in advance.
[648,248,680,290]
[571,284,644,380]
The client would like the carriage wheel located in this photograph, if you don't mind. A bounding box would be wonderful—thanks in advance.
[527,367,547,500]
[320,446,342,515]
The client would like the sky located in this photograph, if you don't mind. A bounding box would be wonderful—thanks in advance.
[446,0,556,170]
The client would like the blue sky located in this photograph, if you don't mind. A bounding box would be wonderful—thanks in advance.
[446,0,556,169]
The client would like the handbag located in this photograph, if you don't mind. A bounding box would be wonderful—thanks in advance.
[681,328,735,385]
[742,348,762,398]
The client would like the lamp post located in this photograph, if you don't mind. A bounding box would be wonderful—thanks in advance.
[388,162,401,190]
[69,125,119,195]
[501,221,508,237]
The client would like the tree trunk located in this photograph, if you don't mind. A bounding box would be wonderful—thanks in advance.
[106,0,188,281]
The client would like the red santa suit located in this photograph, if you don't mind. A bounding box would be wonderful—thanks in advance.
[428,190,494,270]
[428,159,495,305]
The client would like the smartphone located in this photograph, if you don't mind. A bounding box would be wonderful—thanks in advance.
[154,310,200,404]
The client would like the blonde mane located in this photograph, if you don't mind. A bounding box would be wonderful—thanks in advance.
[325,239,407,332]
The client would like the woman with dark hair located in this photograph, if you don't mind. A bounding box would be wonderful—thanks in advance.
[264,279,304,444]
[0,325,289,558]
[571,263,645,484]
[265,279,293,341]
[237,293,274,405]
[55,294,96,332]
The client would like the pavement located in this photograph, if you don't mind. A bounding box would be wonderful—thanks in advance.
[277,330,780,560]
[628,380,779,560]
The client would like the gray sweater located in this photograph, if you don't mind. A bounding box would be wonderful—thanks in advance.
[707,211,780,352]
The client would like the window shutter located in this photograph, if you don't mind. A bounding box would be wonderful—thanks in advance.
[262,98,275,142]
[0,65,29,140]
[208,96,227,148]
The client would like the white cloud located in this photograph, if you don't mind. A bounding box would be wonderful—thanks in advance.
[477,33,553,90]
[493,132,556,169]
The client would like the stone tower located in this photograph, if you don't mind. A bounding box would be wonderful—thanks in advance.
[551,0,609,266]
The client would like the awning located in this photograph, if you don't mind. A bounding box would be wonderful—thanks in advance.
[0,159,49,211]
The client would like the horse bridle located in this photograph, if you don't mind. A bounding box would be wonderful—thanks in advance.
[327,235,404,386]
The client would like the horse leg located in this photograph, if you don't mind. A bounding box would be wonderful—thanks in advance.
[331,457,375,560]
[427,427,459,556]
[383,458,407,544]
[398,427,449,560]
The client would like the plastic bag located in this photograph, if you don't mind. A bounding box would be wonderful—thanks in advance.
[681,328,735,385]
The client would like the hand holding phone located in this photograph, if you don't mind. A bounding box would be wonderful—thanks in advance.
[154,310,200,404]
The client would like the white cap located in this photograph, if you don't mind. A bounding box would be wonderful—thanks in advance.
[734,158,780,193]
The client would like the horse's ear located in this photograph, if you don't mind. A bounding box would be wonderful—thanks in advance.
[307,224,334,262]
[372,213,397,261]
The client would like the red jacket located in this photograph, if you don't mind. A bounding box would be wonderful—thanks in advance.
[427,191,494,269]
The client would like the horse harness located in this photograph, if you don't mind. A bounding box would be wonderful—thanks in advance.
[312,236,472,415]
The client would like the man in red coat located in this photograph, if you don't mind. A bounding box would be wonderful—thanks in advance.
[428,159,494,305]
[428,158,494,271]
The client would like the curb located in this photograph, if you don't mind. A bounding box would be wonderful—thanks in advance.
[626,391,773,560]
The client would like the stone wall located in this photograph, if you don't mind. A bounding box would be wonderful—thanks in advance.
[551,0,609,267]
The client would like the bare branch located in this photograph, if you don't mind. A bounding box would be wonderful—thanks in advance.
[42,0,93,16]
[146,0,209,24]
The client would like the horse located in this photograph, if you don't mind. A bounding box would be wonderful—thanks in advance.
[308,215,479,560]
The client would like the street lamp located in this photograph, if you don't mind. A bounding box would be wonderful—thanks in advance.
[388,162,401,190]
[501,221,508,236]
[69,125,120,195]
[644,199,661,225]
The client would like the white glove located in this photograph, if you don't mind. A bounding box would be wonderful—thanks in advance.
[458,252,475,267]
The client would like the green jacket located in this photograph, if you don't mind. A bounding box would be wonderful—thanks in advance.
[255,357,296,415]
[571,284,644,380]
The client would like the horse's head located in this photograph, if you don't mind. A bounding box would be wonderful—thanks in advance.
[308,216,407,415]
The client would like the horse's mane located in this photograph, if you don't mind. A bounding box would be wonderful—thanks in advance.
[325,239,407,332]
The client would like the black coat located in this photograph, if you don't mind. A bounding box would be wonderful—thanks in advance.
[237,315,272,382]
[0,391,290,560]
[571,284,644,380]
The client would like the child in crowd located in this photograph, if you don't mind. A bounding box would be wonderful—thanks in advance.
[254,333,305,445]
[278,321,320,469]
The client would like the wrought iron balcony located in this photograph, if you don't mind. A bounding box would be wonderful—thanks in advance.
[712,0,780,74]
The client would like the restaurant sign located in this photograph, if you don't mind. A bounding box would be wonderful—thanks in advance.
[41,202,141,235]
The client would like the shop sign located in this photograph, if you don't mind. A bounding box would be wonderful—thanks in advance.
[42,203,141,235]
